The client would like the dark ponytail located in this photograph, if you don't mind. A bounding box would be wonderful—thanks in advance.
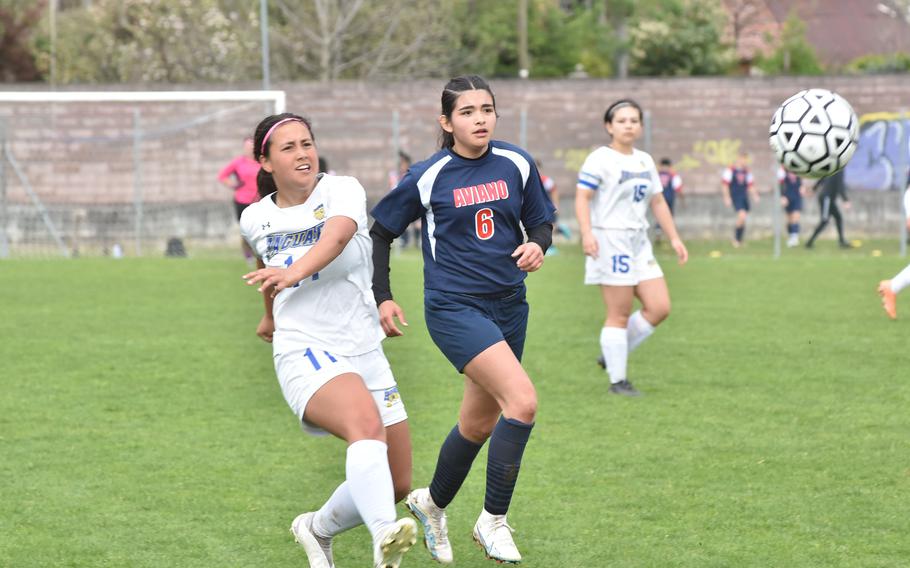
[252,112,314,198]
[439,75,496,149]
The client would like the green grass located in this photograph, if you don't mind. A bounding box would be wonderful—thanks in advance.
[2,239,909,567]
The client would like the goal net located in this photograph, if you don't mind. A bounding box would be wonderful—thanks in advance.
[0,90,285,258]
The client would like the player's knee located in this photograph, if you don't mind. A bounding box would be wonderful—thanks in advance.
[460,418,497,443]
[345,413,386,443]
[647,301,671,324]
[507,391,537,423]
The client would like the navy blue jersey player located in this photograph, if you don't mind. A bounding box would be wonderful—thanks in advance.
[722,151,759,247]
[777,167,805,247]
[370,75,554,565]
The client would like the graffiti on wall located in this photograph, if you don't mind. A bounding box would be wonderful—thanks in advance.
[844,112,910,192]
[677,138,744,171]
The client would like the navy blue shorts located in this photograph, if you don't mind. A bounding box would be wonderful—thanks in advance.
[424,285,529,373]
[784,193,802,213]
[731,192,750,212]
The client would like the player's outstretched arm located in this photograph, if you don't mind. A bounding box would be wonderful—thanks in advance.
[243,216,357,296]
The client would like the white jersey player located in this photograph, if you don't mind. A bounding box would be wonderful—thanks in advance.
[575,99,688,397]
[877,184,910,319]
[241,113,416,568]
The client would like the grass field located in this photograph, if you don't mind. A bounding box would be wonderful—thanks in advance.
[2,239,909,567]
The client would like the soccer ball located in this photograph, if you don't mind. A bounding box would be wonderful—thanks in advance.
[768,88,858,178]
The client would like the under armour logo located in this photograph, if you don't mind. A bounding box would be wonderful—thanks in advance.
[262,222,270,230]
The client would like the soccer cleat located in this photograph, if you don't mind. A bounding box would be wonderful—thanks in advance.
[290,512,334,568]
[405,488,453,564]
[374,517,418,568]
[839,241,854,249]
[596,355,606,370]
[787,235,799,248]
[609,380,642,397]
[878,280,897,320]
[472,510,522,564]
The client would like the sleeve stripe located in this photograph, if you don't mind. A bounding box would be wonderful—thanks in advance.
[577,178,598,189]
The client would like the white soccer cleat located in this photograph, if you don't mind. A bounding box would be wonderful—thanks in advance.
[405,488,454,564]
[290,512,334,568]
[787,235,799,247]
[472,510,522,564]
[374,517,418,568]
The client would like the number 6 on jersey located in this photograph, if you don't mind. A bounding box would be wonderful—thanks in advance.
[475,207,495,240]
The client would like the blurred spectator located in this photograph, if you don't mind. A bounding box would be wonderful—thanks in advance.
[218,136,260,263]
[721,151,758,248]
[389,151,420,248]
[778,167,807,248]
[536,159,570,256]
[655,157,683,243]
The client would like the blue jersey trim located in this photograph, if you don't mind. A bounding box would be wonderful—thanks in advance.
[577,178,598,189]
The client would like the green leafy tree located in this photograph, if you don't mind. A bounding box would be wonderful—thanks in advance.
[447,0,520,77]
[755,9,823,76]
[447,0,615,79]
[628,0,732,76]
[844,52,910,74]
[33,0,261,84]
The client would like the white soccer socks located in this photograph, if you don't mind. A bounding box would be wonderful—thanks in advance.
[346,439,397,539]
[891,264,910,294]
[600,326,628,384]
[627,310,656,352]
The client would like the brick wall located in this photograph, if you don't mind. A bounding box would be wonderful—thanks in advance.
[2,75,909,250]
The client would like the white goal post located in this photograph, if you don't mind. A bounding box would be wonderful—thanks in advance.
[0,90,285,258]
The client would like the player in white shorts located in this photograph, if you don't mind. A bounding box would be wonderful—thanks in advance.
[240,113,416,568]
[877,182,910,319]
[575,99,688,396]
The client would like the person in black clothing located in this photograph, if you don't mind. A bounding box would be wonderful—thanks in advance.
[805,169,852,249]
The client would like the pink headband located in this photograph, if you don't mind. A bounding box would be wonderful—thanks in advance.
[260,117,303,155]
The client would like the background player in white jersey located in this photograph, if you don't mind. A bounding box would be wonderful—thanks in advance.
[240,113,416,568]
[575,99,688,396]
[877,180,910,319]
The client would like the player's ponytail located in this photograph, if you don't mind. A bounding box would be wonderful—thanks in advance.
[256,168,277,199]
[439,75,497,150]
[252,112,314,198]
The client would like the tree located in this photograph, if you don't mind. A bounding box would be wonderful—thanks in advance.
[32,0,261,84]
[755,9,823,76]
[446,0,615,79]
[725,0,764,58]
[0,0,45,82]
[604,0,634,78]
[270,0,454,82]
[628,0,732,76]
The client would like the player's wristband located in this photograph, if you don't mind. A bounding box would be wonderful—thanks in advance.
[370,221,396,304]
[525,223,553,254]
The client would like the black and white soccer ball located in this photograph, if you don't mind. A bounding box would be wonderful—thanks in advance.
[769,89,858,178]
